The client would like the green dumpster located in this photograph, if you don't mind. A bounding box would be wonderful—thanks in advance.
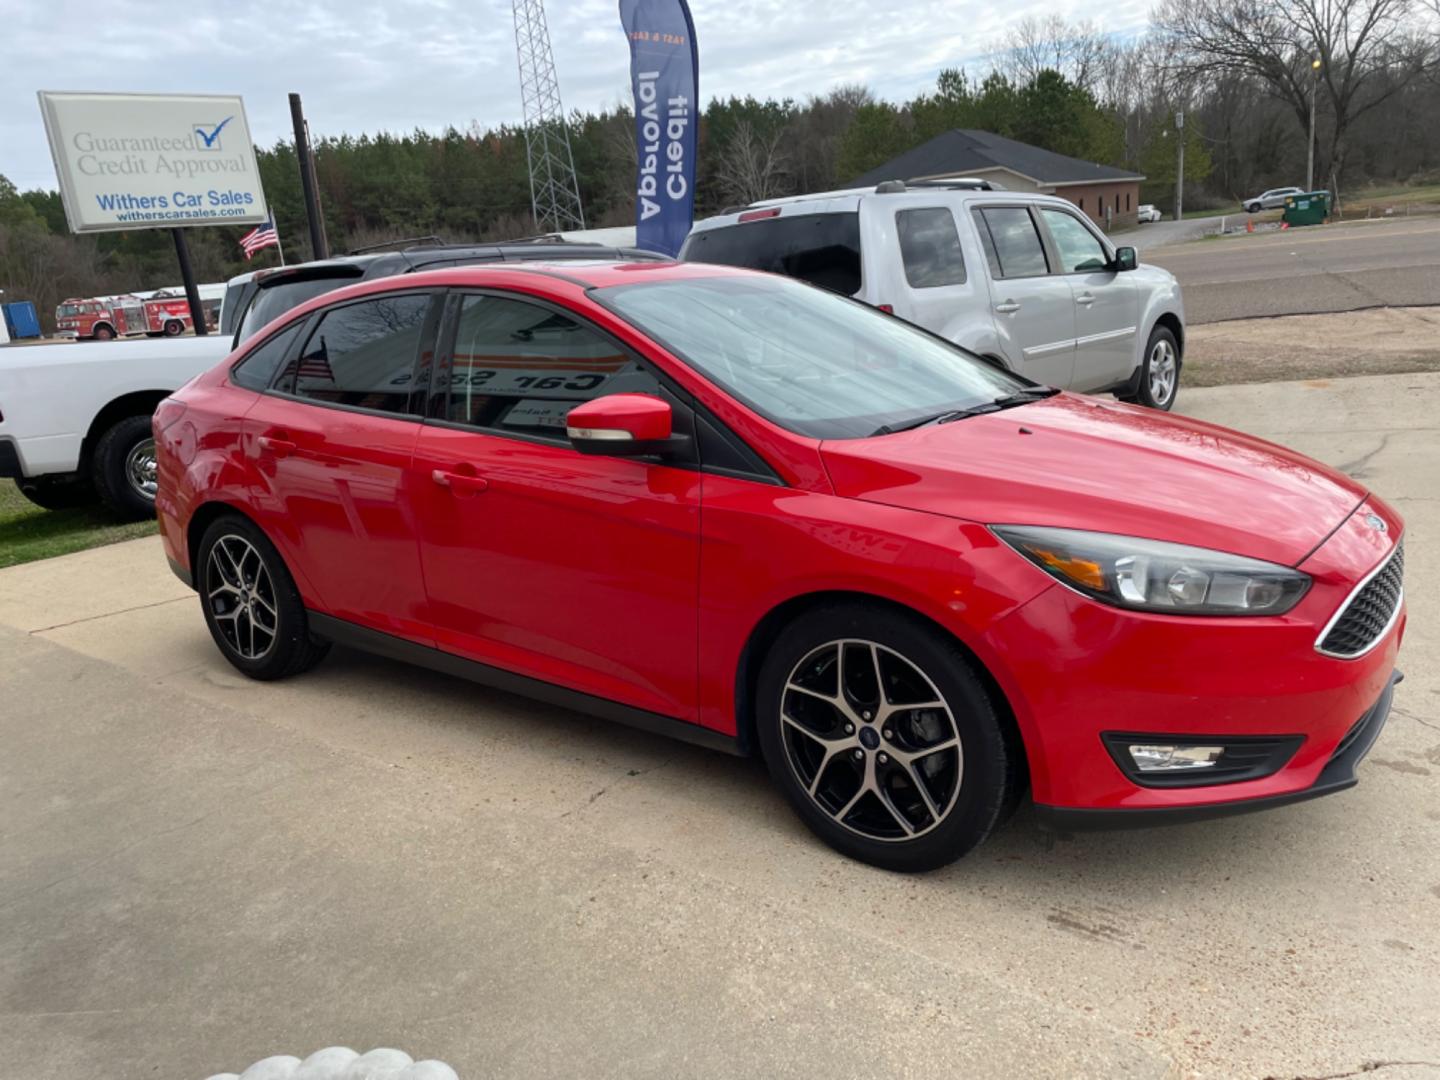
[1282,190,1330,226]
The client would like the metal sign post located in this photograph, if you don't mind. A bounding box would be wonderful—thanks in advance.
[171,229,208,335]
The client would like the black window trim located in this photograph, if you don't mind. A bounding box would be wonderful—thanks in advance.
[970,203,1054,281]
[427,287,783,486]
[1034,205,1115,277]
[894,206,968,289]
[257,286,445,424]
[227,318,307,389]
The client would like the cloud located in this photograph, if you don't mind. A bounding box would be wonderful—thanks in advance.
[2,0,1154,192]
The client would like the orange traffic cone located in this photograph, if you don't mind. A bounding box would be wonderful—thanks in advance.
[1246,219,1254,233]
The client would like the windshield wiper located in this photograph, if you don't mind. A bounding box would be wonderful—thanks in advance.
[990,386,1061,408]
[871,403,1002,436]
[870,387,1060,436]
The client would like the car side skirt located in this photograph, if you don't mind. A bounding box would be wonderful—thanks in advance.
[306,611,745,758]
[1034,670,1401,832]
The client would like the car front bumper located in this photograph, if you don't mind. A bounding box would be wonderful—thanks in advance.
[1034,670,1401,831]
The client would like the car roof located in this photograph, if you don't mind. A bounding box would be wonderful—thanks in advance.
[688,186,1084,236]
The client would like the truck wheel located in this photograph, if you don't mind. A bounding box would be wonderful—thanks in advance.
[92,415,159,520]
[92,324,115,341]
[15,475,98,511]
[163,320,183,337]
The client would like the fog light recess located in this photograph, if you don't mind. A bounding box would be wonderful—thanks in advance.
[1101,733,1305,788]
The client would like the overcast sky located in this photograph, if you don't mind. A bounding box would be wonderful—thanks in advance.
[2,0,1152,193]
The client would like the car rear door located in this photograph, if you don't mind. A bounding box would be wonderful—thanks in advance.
[886,205,986,337]
[243,289,440,643]
[970,205,1076,387]
[1036,207,1138,391]
[410,290,701,721]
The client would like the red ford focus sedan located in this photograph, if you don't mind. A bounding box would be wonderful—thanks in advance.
[153,261,1405,871]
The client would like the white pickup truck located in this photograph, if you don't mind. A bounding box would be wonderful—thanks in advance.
[1,238,665,519]
[0,335,230,517]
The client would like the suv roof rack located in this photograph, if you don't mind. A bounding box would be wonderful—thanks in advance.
[876,178,1000,192]
[346,235,448,255]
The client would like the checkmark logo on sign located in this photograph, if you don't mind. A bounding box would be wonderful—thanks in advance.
[194,116,233,150]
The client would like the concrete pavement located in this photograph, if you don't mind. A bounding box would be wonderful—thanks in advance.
[1146,217,1440,324]
[1116,214,1226,252]
[2,374,1439,1079]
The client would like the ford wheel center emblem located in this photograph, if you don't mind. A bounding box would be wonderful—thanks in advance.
[1365,512,1388,533]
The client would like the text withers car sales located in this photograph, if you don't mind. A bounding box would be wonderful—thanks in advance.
[634,71,689,220]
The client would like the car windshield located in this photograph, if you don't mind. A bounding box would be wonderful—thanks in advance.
[599,273,1026,439]
[235,275,356,344]
[57,303,85,317]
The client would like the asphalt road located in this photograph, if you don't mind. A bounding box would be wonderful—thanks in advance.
[1117,213,1227,251]
[1,375,1437,1079]
[1146,217,1440,324]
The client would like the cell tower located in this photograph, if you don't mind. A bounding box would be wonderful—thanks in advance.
[512,0,586,232]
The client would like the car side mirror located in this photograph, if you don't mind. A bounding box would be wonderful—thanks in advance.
[566,394,686,457]
[1112,246,1137,272]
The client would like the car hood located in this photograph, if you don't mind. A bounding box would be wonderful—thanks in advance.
[820,393,1367,567]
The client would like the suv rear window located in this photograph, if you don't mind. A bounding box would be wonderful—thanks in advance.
[235,273,362,345]
[681,212,862,296]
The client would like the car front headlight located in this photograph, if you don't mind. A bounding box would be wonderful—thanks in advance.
[992,526,1310,616]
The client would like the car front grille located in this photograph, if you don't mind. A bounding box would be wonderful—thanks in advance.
[1317,541,1404,659]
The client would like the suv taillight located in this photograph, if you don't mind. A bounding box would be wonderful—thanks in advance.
[738,208,780,223]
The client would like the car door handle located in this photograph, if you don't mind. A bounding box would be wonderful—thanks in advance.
[994,301,1021,314]
[1075,292,1095,306]
[257,435,296,458]
[431,469,488,497]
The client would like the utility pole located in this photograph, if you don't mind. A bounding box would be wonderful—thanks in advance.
[1174,110,1184,221]
[171,230,207,335]
[289,93,329,260]
[1306,58,1322,192]
[512,0,586,232]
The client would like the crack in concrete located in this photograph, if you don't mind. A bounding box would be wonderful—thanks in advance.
[559,758,675,819]
[27,594,191,635]
[1266,1060,1440,1080]
[1338,432,1398,478]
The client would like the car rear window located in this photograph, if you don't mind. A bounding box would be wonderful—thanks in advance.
[681,212,862,296]
[235,273,362,345]
[974,208,1050,278]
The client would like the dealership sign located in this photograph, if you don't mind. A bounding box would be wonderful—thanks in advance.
[37,91,269,234]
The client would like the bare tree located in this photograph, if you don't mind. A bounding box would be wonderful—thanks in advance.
[714,119,791,206]
[1154,0,1439,185]
[998,16,1112,94]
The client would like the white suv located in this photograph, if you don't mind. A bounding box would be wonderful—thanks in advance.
[680,181,1186,409]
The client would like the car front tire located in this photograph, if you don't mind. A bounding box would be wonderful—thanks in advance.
[196,514,331,681]
[756,603,1021,872]
[1122,325,1181,411]
[1245,202,1261,213]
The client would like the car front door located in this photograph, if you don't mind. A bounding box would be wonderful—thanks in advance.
[971,205,1075,387]
[243,290,438,643]
[410,291,701,721]
[1037,208,1138,391]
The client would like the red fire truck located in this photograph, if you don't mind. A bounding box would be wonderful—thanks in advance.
[55,292,196,340]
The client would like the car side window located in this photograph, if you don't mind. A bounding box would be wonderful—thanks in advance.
[279,294,431,414]
[1039,209,1109,273]
[231,322,302,391]
[895,208,967,288]
[445,294,658,439]
[976,207,1049,278]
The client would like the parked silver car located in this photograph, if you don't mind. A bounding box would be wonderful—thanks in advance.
[1137,204,1162,223]
[681,182,1187,410]
[1244,187,1303,213]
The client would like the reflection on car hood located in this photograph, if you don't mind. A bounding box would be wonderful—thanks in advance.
[820,393,1367,566]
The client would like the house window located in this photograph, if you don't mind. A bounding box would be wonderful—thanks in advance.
[1078,197,1085,213]
[1126,192,1132,211]
[1114,193,1120,213]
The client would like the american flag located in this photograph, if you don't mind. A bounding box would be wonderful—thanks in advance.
[239,220,280,260]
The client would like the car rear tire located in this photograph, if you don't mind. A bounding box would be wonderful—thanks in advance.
[196,514,331,681]
[14,474,97,511]
[1121,325,1180,411]
[163,320,183,337]
[92,415,160,520]
[755,603,1021,872]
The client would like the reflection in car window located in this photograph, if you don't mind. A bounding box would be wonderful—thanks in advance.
[977,208,1049,278]
[1040,210,1109,273]
[446,295,655,438]
[600,274,1022,440]
[231,322,302,391]
[236,275,359,344]
[896,208,967,288]
[282,294,430,414]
